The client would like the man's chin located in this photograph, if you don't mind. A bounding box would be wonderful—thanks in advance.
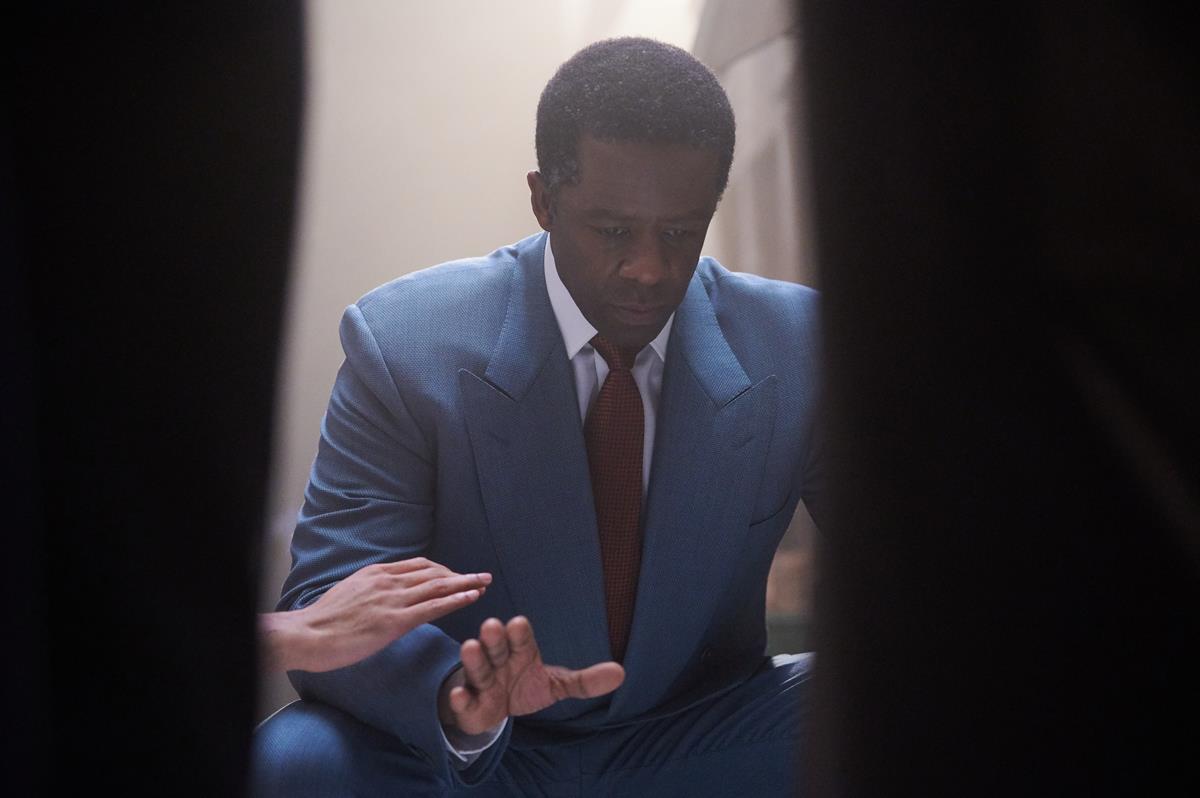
[598,322,665,352]
[602,307,670,348]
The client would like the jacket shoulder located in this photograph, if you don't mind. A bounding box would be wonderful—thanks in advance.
[694,257,820,337]
[345,236,541,369]
[355,239,526,323]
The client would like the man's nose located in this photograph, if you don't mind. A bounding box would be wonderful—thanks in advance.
[618,233,669,286]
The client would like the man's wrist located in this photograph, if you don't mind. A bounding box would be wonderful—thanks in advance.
[442,716,509,766]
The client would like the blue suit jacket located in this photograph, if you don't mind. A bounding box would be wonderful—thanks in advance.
[280,232,823,786]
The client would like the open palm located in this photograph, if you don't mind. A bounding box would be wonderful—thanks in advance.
[440,616,625,736]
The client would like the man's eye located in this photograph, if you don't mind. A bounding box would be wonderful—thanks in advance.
[595,226,630,238]
[662,228,694,240]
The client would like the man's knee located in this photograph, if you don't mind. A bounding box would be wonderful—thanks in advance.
[743,652,815,741]
[670,652,814,755]
[253,702,363,797]
[252,700,440,798]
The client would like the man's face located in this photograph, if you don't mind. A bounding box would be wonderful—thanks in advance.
[528,136,722,351]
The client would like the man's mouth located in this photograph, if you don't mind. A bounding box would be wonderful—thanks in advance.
[610,302,666,325]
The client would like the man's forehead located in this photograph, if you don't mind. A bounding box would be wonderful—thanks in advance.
[561,136,721,218]
[573,135,718,166]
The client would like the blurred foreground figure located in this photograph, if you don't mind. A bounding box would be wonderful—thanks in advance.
[803,3,1199,795]
[5,5,302,796]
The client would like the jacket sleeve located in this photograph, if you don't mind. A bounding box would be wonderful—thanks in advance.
[277,302,510,787]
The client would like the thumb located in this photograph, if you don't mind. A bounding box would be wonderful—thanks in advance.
[548,662,625,701]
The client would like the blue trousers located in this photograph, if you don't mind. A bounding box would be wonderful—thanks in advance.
[254,653,810,797]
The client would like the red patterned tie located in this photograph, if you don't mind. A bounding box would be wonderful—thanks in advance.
[584,335,644,663]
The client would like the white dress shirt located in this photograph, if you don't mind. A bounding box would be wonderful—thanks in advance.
[544,234,672,492]
[442,234,674,764]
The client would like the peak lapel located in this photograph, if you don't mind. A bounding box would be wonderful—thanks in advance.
[459,235,612,695]
[609,274,779,719]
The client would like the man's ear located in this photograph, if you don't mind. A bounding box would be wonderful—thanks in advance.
[527,171,555,231]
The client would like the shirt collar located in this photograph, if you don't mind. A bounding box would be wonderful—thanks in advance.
[543,233,673,361]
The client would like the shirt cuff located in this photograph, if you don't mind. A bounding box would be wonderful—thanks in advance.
[440,716,509,768]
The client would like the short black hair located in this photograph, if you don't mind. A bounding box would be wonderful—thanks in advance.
[535,37,736,196]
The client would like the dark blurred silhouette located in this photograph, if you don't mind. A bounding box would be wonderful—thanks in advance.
[802,2,1199,794]
[4,5,302,796]
[7,2,1198,795]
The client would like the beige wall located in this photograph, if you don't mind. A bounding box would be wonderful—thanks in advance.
[259,0,710,717]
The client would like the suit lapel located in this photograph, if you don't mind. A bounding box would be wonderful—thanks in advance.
[608,273,779,719]
[459,234,612,686]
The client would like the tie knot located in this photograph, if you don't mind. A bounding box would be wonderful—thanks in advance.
[590,335,639,372]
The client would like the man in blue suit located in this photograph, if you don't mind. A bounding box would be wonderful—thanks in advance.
[255,38,823,796]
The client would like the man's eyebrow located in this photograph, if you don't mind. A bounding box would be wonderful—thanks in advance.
[582,208,712,224]
[661,213,713,225]
[581,208,635,221]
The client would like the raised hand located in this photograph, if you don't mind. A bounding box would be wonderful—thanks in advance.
[439,616,625,736]
[260,558,491,673]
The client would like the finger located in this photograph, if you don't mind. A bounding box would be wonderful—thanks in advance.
[449,684,475,716]
[506,616,536,659]
[548,662,625,701]
[460,639,496,691]
[377,557,433,574]
[403,589,481,627]
[406,573,492,604]
[479,617,510,668]
[392,562,455,587]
